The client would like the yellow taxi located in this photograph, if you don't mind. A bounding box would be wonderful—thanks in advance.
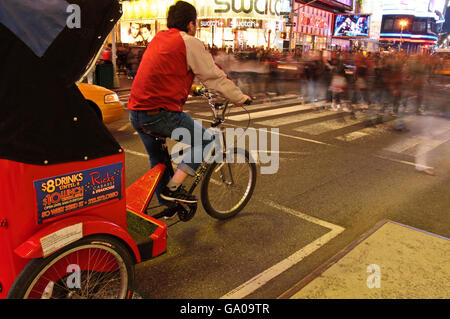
[77,83,124,124]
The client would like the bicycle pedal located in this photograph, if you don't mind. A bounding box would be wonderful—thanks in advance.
[177,202,197,222]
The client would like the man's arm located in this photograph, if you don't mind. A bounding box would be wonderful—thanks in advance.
[183,34,248,105]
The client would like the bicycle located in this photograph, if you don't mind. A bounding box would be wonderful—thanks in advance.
[148,88,257,222]
[4,90,256,299]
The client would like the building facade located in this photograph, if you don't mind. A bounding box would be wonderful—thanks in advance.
[358,0,449,51]
[119,0,292,50]
[291,0,354,53]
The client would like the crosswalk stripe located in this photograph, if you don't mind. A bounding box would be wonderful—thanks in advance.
[193,97,302,117]
[335,130,370,141]
[402,137,450,157]
[227,104,310,122]
[294,117,364,135]
[256,110,334,127]
[335,126,387,142]
[383,136,424,154]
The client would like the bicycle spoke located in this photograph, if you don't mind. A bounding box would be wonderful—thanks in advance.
[23,241,129,299]
[207,160,253,213]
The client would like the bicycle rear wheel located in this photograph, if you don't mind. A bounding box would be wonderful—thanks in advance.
[7,235,135,299]
[201,148,257,219]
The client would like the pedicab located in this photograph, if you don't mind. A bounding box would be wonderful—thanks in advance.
[0,0,168,299]
[0,0,256,299]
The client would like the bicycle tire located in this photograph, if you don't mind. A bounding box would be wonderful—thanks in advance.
[7,235,135,299]
[201,148,257,220]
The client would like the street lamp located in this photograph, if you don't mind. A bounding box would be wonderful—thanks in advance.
[399,19,408,51]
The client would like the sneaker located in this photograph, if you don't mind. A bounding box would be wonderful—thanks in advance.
[331,103,340,111]
[161,185,198,204]
[161,204,179,220]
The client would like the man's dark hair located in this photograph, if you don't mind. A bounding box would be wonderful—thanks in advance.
[167,1,197,32]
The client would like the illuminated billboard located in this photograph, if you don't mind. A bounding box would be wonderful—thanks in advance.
[319,0,353,11]
[295,0,353,11]
[121,0,290,20]
[333,14,370,37]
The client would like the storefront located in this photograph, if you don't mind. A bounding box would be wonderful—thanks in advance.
[377,0,447,51]
[118,0,290,50]
[292,3,334,52]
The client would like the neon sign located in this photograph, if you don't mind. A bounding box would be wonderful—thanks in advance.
[214,0,286,16]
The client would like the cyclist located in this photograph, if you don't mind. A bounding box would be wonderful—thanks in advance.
[128,1,251,209]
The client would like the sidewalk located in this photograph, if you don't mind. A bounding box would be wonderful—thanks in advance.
[279,220,450,299]
[115,74,134,93]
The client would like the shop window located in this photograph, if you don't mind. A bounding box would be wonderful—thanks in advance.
[382,18,394,32]
[427,19,437,34]
[412,21,426,34]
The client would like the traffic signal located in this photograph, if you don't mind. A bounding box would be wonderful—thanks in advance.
[281,32,287,39]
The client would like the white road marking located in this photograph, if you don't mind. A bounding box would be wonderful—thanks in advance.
[335,126,388,142]
[256,111,334,127]
[383,136,424,154]
[199,118,332,146]
[268,129,333,146]
[249,150,307,163]
[403,138,449,157]
[335,131,369,141]
[228,104,311,122]
[221,199,345,299]
[126,110,445,172]
[375,155,433,170]
[195,98,302,118]
[294,117,364,135]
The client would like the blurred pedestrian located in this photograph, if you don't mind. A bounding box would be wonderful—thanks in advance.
[126,47,139,79]
[329,58,347,111]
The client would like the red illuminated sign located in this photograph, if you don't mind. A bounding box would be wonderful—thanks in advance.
[294,3,333,36]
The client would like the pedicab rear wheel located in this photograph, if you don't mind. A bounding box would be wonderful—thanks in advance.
[7,235,135,299]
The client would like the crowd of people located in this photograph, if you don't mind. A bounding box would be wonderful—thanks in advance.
[109,41,447,126]
[207,45,446,127]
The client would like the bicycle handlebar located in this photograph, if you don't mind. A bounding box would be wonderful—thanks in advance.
[194,87,252,127]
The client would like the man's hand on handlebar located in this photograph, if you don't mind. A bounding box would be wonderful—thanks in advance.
[235,94,252,107]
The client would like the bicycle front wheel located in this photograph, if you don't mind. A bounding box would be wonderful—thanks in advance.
[7,235,135,299]
[201,148,257,219]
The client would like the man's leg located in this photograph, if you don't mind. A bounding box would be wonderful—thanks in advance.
[129,110,173,206]
[161,112,214,203]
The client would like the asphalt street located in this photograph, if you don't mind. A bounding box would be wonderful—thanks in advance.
[108,81,450,299]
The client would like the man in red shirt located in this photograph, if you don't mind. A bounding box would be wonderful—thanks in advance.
[129,1,250,208]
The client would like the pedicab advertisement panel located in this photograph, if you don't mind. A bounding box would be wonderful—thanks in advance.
[34,163,123,224]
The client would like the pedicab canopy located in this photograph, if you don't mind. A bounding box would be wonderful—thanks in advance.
[0,0,122,165]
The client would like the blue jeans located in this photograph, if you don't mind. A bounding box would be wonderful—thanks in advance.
[130,110,214,205]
